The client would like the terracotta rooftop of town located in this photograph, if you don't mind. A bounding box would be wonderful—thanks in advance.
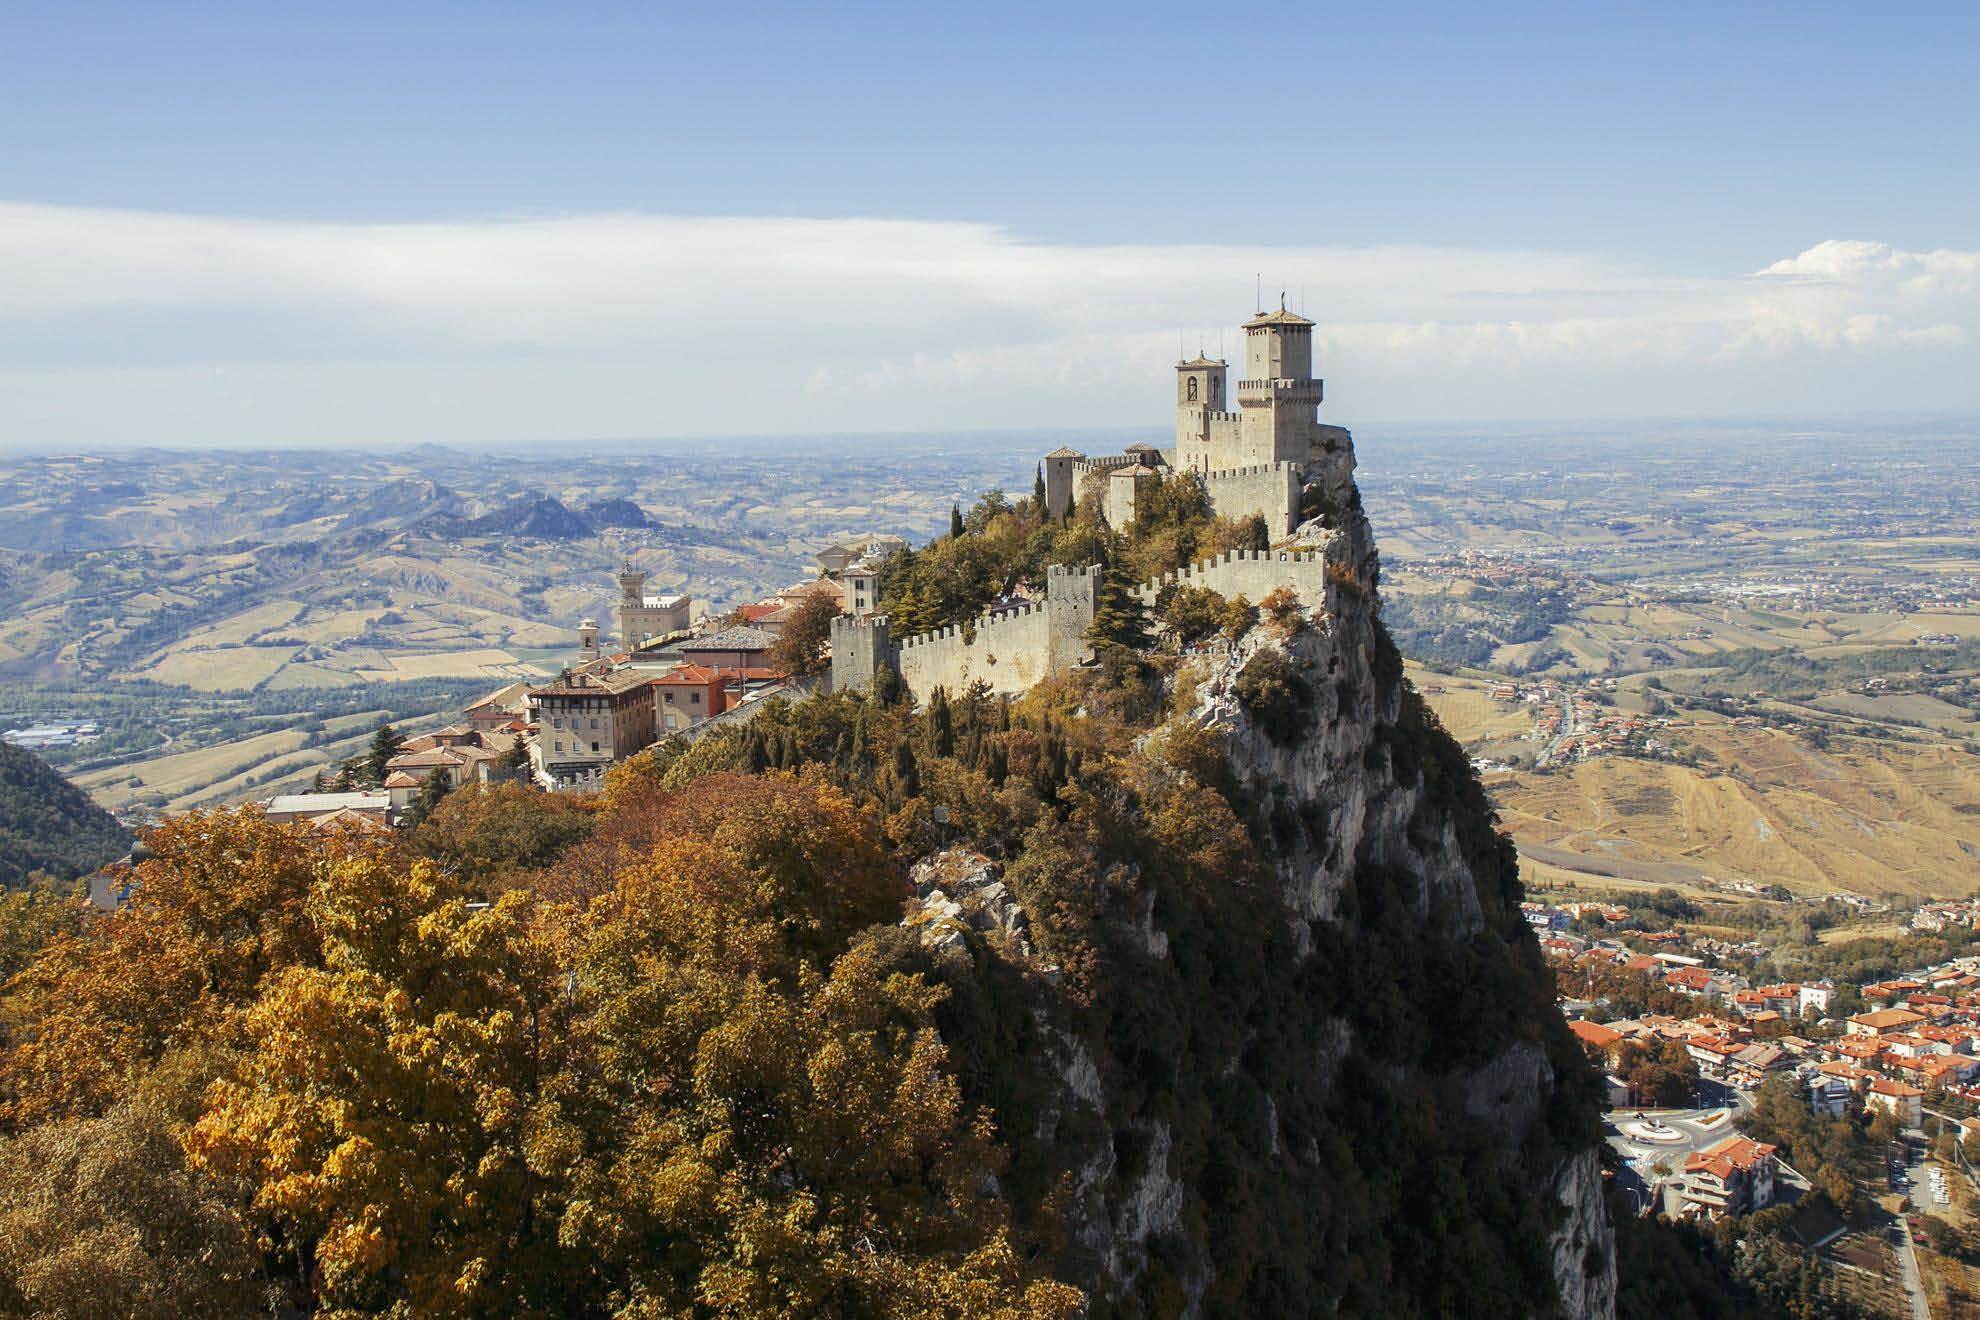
[1684,1135,1776,1180]
[1568,1020,1622,1049]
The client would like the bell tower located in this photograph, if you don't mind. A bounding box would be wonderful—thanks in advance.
[1175,353,1228,469]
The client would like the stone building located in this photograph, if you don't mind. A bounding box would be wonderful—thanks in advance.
[527,668,658,790]
[1041,301,1351,537]
[616,562,692,649]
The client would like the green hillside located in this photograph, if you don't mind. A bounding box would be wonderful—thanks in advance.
[0,743,130,887]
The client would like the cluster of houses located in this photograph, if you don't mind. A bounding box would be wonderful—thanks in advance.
[257,540,905,822]
[1910,898,1980,933]
[1561,945,1980,1221]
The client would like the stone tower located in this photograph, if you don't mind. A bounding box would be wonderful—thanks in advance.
[1042,446,1084,522]
[1236,300,1324,465]
[1174,353,1231,468]
[616,562,648,648]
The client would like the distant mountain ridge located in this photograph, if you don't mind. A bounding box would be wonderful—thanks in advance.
[439,494,600,540]
[0,743,129,888]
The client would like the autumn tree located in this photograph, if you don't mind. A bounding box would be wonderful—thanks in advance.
[767,591,844,677]
[186,855,573,1315]
[410,780,593,882]
[0,810,341,1127]
[0,1088,273,1317]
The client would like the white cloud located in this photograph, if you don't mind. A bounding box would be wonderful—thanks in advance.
[0,202,1973,449]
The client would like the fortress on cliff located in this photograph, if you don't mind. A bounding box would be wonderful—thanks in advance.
[831,303,1357,703]
[1042,298,1351,538]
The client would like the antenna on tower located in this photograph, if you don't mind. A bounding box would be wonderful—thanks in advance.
[1255,273,1261,312]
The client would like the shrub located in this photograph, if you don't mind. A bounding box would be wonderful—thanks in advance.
[1233,650,1313,747]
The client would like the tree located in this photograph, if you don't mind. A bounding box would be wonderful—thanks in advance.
[1034,463,1047,512]
[501,735,531,777]
[0,1091,273,1317]
[411,781,592,880]
[890,739,922,802]
[926,686,956,759]
[1220,594,1257,641]
[0,809,342,1127]
[767,592,843,677]
[364,721,405,786]
[1158,585,1231,646]
[186,856,573,1316]
[951,503,966,539]
[0,878,80,984]
[1086,558,1152,657]
[1259,585,1305,635]
[400,767,453,828]
[1233,649,1313,748]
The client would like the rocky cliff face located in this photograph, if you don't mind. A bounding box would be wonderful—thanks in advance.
[922,431,1617,1316]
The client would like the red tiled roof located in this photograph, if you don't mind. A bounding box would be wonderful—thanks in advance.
[1683,1135,1776,1180]
[1569,1020,1623,1049]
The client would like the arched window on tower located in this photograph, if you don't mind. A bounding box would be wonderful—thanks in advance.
[1186,377,1199,402]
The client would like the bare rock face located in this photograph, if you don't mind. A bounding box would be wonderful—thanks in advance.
[1551,1147,1621,1320]
[906,847,1036,959]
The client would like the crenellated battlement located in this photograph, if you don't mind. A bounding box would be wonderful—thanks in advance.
[831,562,1102,702]
[1130,546,1334,609]
[1202,461,1298,481]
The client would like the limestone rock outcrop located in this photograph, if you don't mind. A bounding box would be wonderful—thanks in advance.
[935,417,1616,1316]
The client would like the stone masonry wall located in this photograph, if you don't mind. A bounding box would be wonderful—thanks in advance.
[1131,547,1334,612]
[831,565,1100,702]
[1200,462,1302,536]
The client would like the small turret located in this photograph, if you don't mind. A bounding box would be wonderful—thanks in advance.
[578,617,600,661]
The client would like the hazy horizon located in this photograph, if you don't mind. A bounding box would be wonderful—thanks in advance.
[4,3,1976,453]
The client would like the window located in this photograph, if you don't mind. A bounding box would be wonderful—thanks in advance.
[591,741,600,753]
[554,740,564,753]
[691,692,702,704]
[1186,376,1199,402]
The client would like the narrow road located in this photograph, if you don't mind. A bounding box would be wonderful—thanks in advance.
[1895,1215,1932,1320]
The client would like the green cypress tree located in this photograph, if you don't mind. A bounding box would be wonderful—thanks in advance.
[927,687,955,759]
[1086,559,1153,656]
[891,739,921,801]
[950,504,965,540]
[401,768,452,827]
[364,721,405,786]
[1034,463,1047,513]
[872,661,906,708]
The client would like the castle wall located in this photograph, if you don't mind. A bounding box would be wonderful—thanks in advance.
[899,601,1052,697]
[1132,547,1335,612]
[1202,462,1302,537]
[830,565,1099,703]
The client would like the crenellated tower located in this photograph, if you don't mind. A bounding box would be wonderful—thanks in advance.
[1235,300,1324,466]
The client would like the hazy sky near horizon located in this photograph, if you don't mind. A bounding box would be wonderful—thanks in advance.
[2,1,1976,451]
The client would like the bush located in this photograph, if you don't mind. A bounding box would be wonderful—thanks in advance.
[1233,650,1313,747]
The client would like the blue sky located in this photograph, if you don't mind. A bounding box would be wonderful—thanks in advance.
[1,2,1976,448]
